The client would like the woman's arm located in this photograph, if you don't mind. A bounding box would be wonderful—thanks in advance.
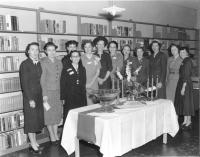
[40,61,48,101]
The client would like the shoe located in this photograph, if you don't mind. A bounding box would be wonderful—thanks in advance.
[29,147,42,154]
[180,123,186,129]
[182,123,192,130]
[50,140,57,145]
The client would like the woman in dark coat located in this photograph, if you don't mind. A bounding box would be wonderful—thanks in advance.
[60,50,87,123]
[174,47,194,129]
[134,47,149,87]
[93,36,113,89]
[149,40,167,99]
[19,42,44,153]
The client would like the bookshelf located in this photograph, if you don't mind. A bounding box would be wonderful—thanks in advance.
[0,4,199,156]
[0,5,47,156]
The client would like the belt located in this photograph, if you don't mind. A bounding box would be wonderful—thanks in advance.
[169,72,179,74]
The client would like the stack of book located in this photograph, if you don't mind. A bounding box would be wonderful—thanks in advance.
[40,19,66,33]
[112,26,134,37]
[0,129,27,150]
[113,39,134,50]
[0,77,21,93]
[154,26,190,40]
[0,15,19,31]
[81,23,108,36]
[0,93,23,113]
[0,36,19,51]
[0,112,24,132]
[0,56,20,72]
[40,37,68,51]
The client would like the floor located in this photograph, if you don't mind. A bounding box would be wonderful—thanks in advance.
[3,110,199,157]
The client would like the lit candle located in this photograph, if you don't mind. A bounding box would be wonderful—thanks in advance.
[147,77,149,97]
[112,77,115,89]
[156,75,159,98]
[122,79,124,98]
[151,75,154,100]
[117,79,120,90]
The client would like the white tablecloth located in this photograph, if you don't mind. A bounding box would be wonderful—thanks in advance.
[61,99,179,157]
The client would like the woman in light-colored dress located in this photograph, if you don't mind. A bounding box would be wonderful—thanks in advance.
[40,42,62,143]
[81,40,101,105]
[166,44,182,102]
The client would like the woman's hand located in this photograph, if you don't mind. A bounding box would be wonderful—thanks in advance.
[43,96,48,102]
[29,100,35,108]
[181,87,185,96]
[98,78,105,85]
[156,82,162,88]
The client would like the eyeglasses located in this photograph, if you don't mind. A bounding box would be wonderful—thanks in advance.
[71,55,80,58]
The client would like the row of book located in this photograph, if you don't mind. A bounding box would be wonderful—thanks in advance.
[40,38,68,51]
[0,15,19,31]
[81,23,108,36]
[0,56,21,72]
[0,36,19,51]
[112,26,134,37]
[0,77,21,93]
[0,129,27,150]
[40,19,66,33]
[0,112,24,132]
[154,26,191,40]
[0,93,23,113]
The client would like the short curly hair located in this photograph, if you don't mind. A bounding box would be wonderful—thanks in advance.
[25,42,39,57]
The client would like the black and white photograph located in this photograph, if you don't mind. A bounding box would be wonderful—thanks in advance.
[0,0,199,156]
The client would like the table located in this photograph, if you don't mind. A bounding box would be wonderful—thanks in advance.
[61,99,179,157]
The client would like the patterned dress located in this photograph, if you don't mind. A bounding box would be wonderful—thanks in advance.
[166,56,182,102]
[82,54,101,105]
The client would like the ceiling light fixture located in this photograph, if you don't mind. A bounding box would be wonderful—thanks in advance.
[102,0,125,16]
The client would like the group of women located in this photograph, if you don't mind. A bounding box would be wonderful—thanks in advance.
[19,36,195,154]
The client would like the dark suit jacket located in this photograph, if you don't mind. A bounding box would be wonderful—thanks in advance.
[149,51,167,98]
[135,57,149,86]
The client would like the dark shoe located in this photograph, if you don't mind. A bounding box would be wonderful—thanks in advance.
[182,123,192,130]
[180,123,186,129]
[50,141,57,145]
[29,147,42,154]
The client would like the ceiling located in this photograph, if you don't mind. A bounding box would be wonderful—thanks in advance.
[161,0,200,10]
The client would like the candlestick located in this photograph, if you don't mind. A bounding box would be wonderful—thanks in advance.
[122,79,124,98]
[147,77,149,97]
[117,79,120,90]
[151,75,154,100]
[112,77,115,89]
[156,75,158,98]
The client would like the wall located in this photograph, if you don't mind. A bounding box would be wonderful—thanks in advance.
[0,0,197,28]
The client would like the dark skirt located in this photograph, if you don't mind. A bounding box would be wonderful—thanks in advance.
[63,86,87,123]
[23,93,44,134]
[174,79,195,116]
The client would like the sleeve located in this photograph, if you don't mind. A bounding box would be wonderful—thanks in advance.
[60,67,68,100]
[166,58,170,83]
[40,62,47,96]
[19,62,33,101]
[182,59,192,83]
[160,53,168,84]
[106,53,113,72]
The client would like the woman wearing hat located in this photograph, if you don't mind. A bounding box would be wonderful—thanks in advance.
[93,36,113,89]
[174,47,194,129]
[40,42,63,143]
[149,40,167,99]
[19,42,44,153]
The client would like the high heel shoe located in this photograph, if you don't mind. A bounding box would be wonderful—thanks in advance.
[182,123,192,130]
[29,147,42,154]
